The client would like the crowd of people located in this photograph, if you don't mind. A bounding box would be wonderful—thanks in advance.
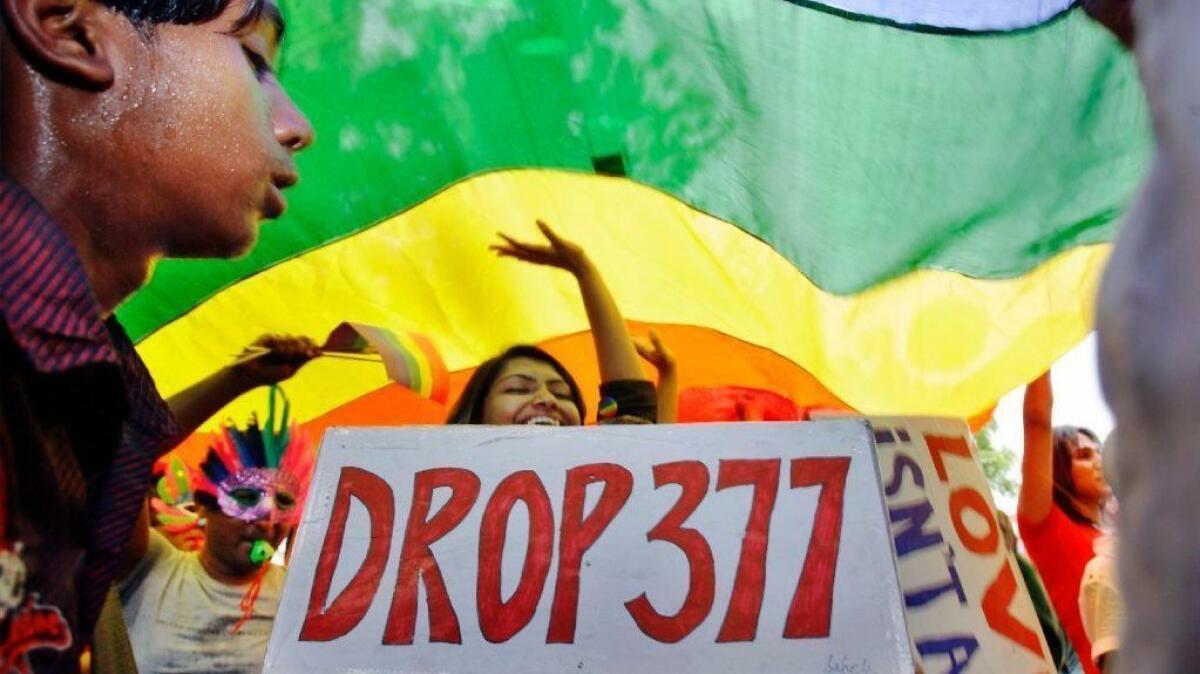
[104,218,672,672]
[0,0,1164,672]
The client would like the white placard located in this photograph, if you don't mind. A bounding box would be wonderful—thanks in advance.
[869,417,1056,674]
[265,421,913,673]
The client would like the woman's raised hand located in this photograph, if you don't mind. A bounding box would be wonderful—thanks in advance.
[491,220,590,275]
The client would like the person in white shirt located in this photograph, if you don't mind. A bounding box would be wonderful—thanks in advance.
[1079,534,1121,673]
[1079,434,1123,674]
[120,386,315,673]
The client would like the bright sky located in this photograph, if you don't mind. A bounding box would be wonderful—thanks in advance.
[989,332,1114,512]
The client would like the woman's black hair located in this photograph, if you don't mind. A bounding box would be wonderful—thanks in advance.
[1051,425,1102,525]
[446,345,586,425]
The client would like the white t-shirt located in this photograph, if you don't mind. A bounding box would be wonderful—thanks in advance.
[119,529,286,673]
[1079,535,1122,666]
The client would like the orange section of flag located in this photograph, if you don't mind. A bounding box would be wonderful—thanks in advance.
[166,322,993,472]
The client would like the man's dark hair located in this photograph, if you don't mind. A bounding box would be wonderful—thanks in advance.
[98,0,267,32]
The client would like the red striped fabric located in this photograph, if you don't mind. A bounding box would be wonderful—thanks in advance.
[0,177,115,373]
[0,174,179,657]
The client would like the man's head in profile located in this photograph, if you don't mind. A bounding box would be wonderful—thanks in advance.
[1,0,313,307]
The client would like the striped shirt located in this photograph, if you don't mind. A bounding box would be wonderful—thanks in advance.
[0,174,179,672]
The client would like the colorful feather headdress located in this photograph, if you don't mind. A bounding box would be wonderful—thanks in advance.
[195,385,316,525]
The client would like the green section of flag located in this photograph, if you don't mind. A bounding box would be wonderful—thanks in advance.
[118,0,1150,341]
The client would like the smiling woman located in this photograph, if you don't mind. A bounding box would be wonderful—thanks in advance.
[448,347,586,426]
[445,223,656,426]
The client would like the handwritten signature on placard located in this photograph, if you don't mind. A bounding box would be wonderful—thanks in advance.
[823,654,874,673]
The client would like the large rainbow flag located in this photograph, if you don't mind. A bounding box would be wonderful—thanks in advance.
[120,0,1150,438]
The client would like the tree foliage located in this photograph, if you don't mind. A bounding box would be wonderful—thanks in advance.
[975,421,1018,498]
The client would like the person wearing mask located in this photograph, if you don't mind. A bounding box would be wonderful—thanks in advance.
[120,388,315,673]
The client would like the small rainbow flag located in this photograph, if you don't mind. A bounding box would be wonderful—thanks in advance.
[323,322,450,404]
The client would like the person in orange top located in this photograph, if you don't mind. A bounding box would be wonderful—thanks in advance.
[1017,372,1111,674]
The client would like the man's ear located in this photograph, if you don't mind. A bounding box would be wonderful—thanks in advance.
[1,0,118,89]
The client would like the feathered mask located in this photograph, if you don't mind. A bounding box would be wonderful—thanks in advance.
[195,386,316,525]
